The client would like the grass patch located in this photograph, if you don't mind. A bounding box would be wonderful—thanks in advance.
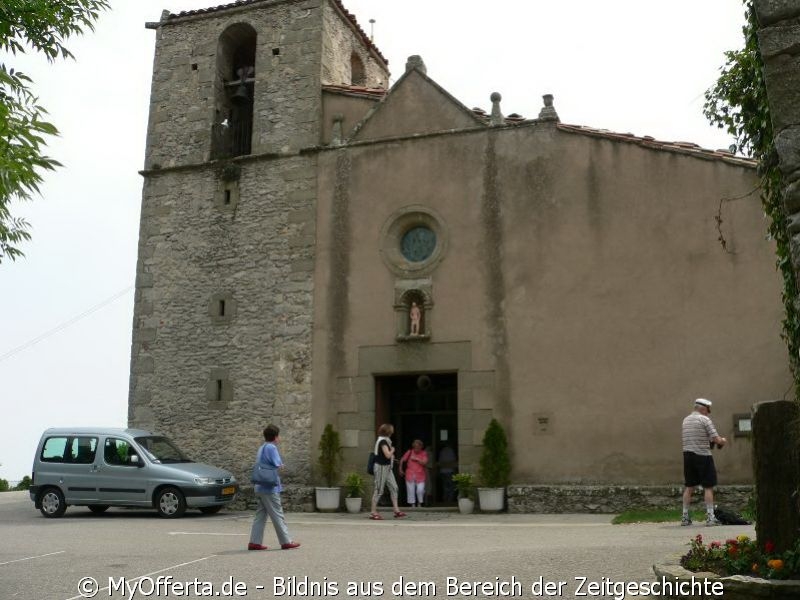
[612,508,706,524]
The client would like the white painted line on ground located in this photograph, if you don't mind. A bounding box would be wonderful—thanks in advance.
[63,555,216,600]
[0,550,65,566]
[169,532,246,536]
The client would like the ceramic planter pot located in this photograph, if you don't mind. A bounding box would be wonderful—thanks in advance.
[315,487,341,511]
[458,497,474,514]
[345,496,363,514]
[477,487,504,512]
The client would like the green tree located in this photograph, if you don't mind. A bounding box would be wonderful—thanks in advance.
[0,478,9,492]
[0,0,109,263]
[703,0,797,391]
[704,0,800,553]
[13,475,31,490]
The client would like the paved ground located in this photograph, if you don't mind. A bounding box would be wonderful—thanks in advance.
[0,491,753,599]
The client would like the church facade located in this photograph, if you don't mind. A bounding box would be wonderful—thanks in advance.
[130,0,791,507]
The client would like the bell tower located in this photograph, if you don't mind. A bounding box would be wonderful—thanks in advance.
[130,0,389,496]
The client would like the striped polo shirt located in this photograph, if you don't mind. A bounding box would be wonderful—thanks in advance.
[682,411,718,456]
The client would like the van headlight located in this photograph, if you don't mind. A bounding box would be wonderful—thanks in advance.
[194,477,216,485]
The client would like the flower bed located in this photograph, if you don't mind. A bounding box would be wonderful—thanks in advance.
[652,534,800,600]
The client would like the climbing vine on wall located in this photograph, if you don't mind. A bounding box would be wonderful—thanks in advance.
[704,0,799,397]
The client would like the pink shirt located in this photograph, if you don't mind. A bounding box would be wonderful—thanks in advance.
[401,449,428,482]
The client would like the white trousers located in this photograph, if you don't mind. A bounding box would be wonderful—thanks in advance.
[406,479,425,504]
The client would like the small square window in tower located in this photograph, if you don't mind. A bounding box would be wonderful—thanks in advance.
[212,24,256,159]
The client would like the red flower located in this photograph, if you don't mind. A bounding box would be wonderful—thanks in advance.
[764,540,775,554]
[710,541,721,549]
[728,547,738,557]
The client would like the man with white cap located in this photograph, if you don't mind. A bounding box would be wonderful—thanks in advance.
[681,398,727,526]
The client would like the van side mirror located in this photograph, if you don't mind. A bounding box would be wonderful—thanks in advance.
[130,454,143,467]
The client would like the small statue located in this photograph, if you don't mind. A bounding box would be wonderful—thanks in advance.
[409,302,422,336]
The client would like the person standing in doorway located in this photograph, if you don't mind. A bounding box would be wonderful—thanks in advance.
[248,424,301,550]
[681,399,727,527]
[369,424,406,520]
[399,439,428,507]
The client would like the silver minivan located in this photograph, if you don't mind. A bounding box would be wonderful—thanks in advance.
[29,427,238,518]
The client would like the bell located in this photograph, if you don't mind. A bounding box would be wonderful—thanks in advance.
[231,83,249,104]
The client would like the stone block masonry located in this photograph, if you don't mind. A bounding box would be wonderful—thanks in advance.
[130,154,318,488]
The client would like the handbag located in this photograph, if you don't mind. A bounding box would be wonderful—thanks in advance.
[251,462,278,486]
[366,452,376,475]
[251,444,279,486]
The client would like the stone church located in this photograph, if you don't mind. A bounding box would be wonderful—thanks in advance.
[129,0,791,509]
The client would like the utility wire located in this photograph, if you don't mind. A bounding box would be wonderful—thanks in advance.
[0,285,134,364]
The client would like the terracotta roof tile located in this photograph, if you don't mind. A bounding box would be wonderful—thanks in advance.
[167,0,388,66]
[557,124,755,167]
[322,83,387,98]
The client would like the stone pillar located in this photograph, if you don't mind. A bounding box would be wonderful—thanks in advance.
[752,400,800,552]
[754,0,800,550]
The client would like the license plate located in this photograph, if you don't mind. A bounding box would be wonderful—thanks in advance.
[222,486,235,495]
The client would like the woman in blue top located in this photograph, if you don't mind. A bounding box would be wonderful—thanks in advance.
[248,424,301,550]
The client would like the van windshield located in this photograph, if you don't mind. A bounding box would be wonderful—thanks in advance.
[134,436,191,464]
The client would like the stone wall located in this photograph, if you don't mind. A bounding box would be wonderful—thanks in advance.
[144,0,326,169]
[129,154,318,487]
[508,485,753,514]
[756,1,800,298]
[321,1,389,88]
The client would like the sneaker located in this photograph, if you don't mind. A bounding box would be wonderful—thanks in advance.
[680,515,692,526]
[281,542,301,550]
[706,516,722,527]
[247,543,268,551]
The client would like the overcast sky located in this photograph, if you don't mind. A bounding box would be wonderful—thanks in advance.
[0,0,747,482]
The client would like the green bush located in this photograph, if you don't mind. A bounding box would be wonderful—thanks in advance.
[317,424,342,487]
[478,418,511,488]
[0,479,9,492]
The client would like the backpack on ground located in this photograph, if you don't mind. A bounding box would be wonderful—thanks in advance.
[714,505,751,525]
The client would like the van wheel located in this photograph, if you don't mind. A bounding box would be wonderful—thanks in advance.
[156,487,186,518]
[199,506,223,515]
[39,488,67,518]
[88,505,110,514]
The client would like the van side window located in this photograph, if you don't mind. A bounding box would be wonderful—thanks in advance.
[104,438,139,467]
[69,437,98,464]
[41,437,68,462]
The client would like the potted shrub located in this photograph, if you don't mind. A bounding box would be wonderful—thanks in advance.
[343,472,365,513]
[477,418,510,512]
[315,424,342,511]
[452,472,475,514]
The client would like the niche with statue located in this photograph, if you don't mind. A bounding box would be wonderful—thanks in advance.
[395,288,432,341]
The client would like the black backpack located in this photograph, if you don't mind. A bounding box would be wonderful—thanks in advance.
[714,506,751,525]
[367,452,376,475]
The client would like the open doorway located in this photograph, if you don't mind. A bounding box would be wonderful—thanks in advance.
[375,373,458,506]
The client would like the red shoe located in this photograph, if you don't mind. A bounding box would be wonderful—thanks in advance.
[247,543,268,551]
[281,542,301,550]
[394,511,407,518]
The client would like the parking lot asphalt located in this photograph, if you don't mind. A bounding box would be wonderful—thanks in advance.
[1,491,754,599]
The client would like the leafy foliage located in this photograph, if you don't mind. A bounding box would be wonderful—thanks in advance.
[13,475,32,490]
[343,472,365,498]
[703,0,800,395]
[478,418,511,488]
[317,424,342,487]
[451,472,475,499]
[682,534,800,579]
[0,0,109,263]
